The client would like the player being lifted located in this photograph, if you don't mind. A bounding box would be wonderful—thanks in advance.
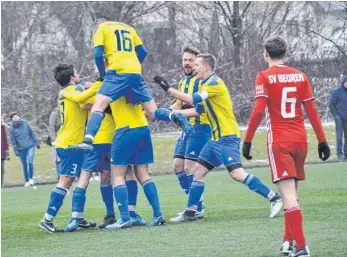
[242,36,330,257]
[39,64,96,233]
[154,45,209,222]
[58,81,146,231]
[154,53,283,221]
[68,19,193,152]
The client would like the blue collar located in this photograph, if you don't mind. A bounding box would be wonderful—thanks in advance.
[63,82,75,88]
[202,73,215,84]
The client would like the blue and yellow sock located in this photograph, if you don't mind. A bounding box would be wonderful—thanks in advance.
[126,180,138,206]
[85,111,104,139]
[72,187,86,223]
[175,171,190,195]
[187,181,205,208]
[243,174,276,201]
[114,185,130,221]
[197,200,203,212]
[129,210,137,218]
[100,183,114,216]
[187,174,194,191]
[126,180,138,218]
[143,180,161,217]
[44,186,68,222]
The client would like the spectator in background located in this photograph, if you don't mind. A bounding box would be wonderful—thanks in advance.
[1,117,10,187]
[48,106,61,179]
[9,113,41,187]
[329,75,347,161]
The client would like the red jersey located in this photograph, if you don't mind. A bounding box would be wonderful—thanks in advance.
[254,65,314,143]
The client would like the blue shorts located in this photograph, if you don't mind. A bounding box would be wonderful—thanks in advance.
[111,126,154,166]
[82,144,111,172]
[174,124,212,161]
[98,71,153,105]
[173,132,189,159]
[56,148,84,177]
[197,135,243,172]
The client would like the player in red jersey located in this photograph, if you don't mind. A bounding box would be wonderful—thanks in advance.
[242,36,330,257]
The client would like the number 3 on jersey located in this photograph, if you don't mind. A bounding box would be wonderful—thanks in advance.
[115,30,132,52]
[281,87,297,118]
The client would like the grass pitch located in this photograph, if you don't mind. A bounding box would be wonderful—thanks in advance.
[1,162,347,257]
[2,126,341,186]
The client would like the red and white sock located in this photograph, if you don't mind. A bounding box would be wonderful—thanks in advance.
[285,207,307,249]
[283,209,293,242]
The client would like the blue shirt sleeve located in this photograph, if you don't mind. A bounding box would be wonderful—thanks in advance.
[195,104,205,114]
[94,46,105,78]
[75,85,84,92]
[192,92,203,105]
[135,44,147,64]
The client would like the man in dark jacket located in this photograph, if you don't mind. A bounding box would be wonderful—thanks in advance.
[9,113,41,186]
[329,75,347,161]
[1,117,10,187]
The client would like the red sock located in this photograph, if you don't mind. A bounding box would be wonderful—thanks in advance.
[285,207,306,249]
[283,209,293,242]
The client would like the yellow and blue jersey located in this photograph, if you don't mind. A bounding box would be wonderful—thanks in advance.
[61,81,115,144]
[110,96,148,131]
[81,96,115,145]
[176,74,209,126]
[55,84,88,148]
[193,74,240,141]
[93,21,143,74]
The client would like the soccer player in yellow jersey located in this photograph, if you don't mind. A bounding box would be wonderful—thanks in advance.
[39,64,95,233]
[68,19,193,152]
[154,45,211,222]
[104,96,165,229]
[60,81,147,229]
[154,54,283,221]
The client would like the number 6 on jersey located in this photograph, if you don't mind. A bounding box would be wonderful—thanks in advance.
[281,87,297,118]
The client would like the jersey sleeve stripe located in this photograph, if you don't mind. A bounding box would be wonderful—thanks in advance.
[302,97,314,103]
[205,99,222,140]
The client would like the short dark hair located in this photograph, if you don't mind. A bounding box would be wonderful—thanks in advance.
[10,112,18,119]
[53,63,75,87]
[181,44,200,56]
[264,36,287,60]
[197,53,216,70]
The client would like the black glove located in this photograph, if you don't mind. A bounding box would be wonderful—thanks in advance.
[36,144,41,149]
[242,142,253,160]
[318,142,330,161]
[153,76,170,91]
[182,104,194,110]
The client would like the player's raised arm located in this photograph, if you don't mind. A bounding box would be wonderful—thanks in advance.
[93,23,106,79]
[132,29,147,64]
[59,80,103,103]
[243,73,269,160]
[153,54,217,105]
[302,79,330,161]
[153,76,194,104]
[172,103,204,118]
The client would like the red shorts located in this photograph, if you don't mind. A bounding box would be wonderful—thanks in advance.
[267,142,307,183]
